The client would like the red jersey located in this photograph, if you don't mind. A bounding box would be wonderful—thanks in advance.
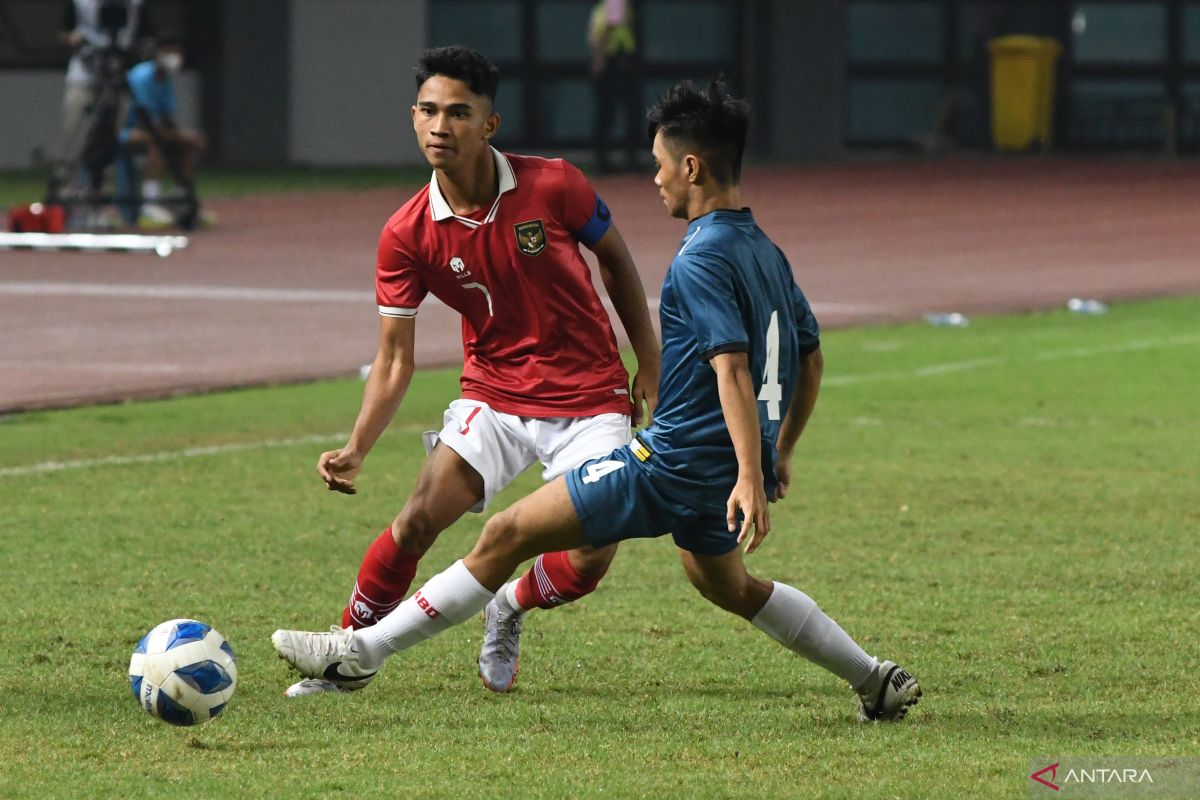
[376,148,631,418]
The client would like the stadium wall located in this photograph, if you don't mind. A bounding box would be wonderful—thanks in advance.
[763,0,846,159]
[0,0,843,169]
[217,0,291,164]
[287,0,428,165]
[0,71,202,170]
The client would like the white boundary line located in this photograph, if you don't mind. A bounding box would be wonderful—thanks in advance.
[0,433,348,478]
[2,334,1195,480]
[821,334,1200,387]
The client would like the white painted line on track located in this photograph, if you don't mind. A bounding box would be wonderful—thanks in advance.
[0,282,373,304]
[0,359,183,374]
[0,433,349,478]
[1,281,871,319]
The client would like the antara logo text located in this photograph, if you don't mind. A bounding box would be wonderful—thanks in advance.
[1030,762,1155,791]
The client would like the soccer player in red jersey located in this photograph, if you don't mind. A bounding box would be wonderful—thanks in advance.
[283,46,660,698]
[273,79,921,723]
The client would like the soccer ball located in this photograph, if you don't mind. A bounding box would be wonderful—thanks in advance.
[129,619,237,726]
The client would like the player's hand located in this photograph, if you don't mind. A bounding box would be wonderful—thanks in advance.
[630,368,659,427]
[317,448,363,495]
[772,455,793,502]
[727,474,770,554]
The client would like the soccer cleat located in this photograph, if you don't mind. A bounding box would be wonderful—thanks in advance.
[283,678,356,698]
[857,660,921,722]
[478,596,523,693]
[271,625,377,690]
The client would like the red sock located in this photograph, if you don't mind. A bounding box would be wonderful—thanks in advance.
[513,551,604,610]
[340,528,420,629]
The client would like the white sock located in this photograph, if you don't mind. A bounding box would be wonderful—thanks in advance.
[502,580,523,612]
[142,180,160,200]
[354,560,493,669]
[751,581,878,690]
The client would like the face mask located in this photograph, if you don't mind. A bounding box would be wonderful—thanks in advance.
[158,52,183,74]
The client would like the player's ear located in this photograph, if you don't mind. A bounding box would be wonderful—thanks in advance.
[683,153,701,184]
[483,111,501,141]
[410,105,419,130]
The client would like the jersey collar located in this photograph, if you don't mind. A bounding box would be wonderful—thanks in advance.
[428,147,517,228]
[687,207,753,230]
[679,208,753,254]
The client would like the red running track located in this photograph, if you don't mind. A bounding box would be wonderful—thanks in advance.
[1,157,1198,412]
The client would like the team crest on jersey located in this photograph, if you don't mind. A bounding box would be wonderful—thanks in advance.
[514,219,547,256]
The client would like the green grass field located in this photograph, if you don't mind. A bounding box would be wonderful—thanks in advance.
[1,296,1197,799]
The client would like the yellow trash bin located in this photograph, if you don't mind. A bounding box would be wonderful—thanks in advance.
[989,35,1062,151]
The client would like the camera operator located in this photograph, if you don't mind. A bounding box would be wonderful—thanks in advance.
[121,38,207,227]
[55,0,155,164]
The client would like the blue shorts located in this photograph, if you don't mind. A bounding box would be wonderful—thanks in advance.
[565,442,739,556]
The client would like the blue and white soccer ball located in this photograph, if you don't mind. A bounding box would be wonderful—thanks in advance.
[129,619,237,726]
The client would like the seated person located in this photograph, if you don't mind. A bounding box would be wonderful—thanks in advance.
[121,38,206,226]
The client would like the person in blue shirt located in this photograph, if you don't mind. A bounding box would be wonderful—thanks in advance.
[121,38,206,224]
[272,80,922,723]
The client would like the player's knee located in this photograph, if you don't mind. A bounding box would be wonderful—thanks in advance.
[569,543,617,579]
[391,506,442,555]
[476,510,525,560]
[688,574,733,611]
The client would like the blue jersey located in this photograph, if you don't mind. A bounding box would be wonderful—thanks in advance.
[637,209,820,512]
[123,61,175,132]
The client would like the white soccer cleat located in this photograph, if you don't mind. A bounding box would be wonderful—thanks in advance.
[283,678,356,698]
[271,625,377,690]
[478,597,523,693]
[857,660,921,722]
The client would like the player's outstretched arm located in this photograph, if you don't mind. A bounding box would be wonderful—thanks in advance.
[773,346,823,501]
[317,316,416,495]
[711,352,771,553]
[589,224,661,426]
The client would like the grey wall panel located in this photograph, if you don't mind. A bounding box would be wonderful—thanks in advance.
[0,71,202,170]
[289,0,427,165]
[765,0,846,158]
[220,0,291,164]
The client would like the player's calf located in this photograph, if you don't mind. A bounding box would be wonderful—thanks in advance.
[679,549,773,619]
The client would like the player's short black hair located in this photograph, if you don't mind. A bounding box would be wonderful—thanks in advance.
[415,46,500,102]
[647,79,750,186]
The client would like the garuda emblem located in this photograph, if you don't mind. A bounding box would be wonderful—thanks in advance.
[514,219,547,256]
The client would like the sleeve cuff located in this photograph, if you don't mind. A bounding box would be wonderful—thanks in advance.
[378,306,418,318]
[699,342,749,363]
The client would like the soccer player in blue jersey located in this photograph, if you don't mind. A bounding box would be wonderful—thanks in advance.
[274,80,922,722]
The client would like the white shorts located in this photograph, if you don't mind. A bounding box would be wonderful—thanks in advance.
[423,399,632,513]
